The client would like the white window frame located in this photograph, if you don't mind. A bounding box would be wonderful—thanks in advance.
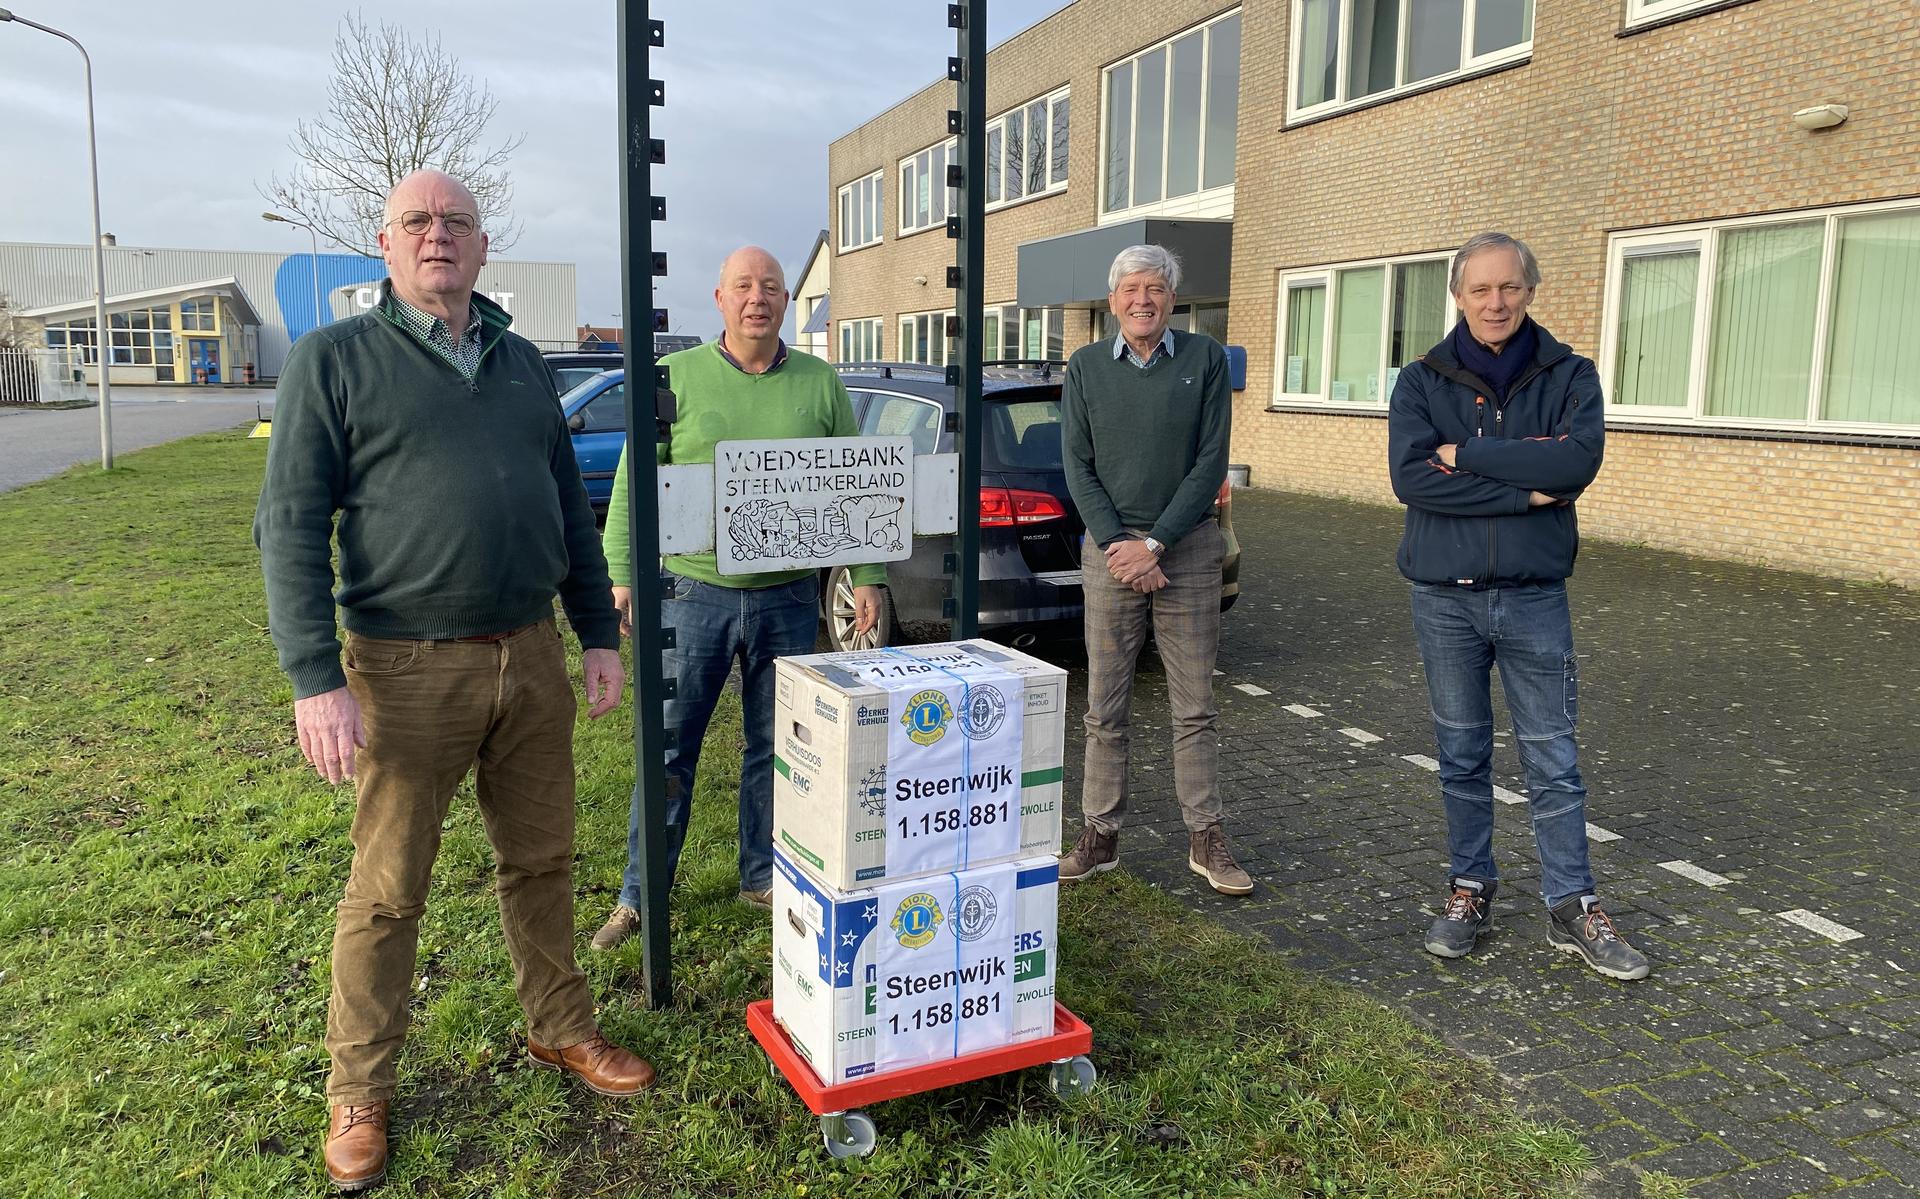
[985,86,1071,215]
[836,170,884,254]
[1624,0,1727,28]
[1286,0,1533,125]
[837,316,884,363]
[1098,10,1240,224]
[1598,197,1920,438]
[898,139,959,237]
[898,308,958,366]
[1270,250,1456,409]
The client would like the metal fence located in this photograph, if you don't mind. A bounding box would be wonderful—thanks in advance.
[0,346,88,406]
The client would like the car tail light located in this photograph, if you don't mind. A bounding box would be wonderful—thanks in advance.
[980,486,1066,527]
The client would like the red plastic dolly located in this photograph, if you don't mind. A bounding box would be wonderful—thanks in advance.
[746,999,1097,1158]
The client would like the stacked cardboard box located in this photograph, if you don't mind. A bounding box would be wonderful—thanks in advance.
[769,640,1066,1083]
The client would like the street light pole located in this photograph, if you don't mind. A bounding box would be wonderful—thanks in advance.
[2,7,113,468]
[262,212,327,332]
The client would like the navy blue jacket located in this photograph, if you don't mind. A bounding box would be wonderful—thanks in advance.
[1387,320,1604,588]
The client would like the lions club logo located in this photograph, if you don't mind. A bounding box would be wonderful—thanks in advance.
[953,885,1000,942]
[890,893,943,949]
[900,689,953,747]
[958,684,1007,740]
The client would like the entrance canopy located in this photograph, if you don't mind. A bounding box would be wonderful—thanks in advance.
[19,276,263,326]
[1015,218,1232,308]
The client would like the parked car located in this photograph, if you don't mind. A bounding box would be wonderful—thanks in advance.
[558,360,1241,646]
[544,334,702,395]
[823,361,1240,651]
[556,369,628,513]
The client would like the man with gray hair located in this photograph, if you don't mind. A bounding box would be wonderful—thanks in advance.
[1058,244,1250,896]
[1387,231,1648,980]
[256,169,655,1191]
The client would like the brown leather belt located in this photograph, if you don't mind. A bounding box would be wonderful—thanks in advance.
[452,622,541,644]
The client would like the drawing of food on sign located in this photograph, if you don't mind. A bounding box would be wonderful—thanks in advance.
[713,437,915,574]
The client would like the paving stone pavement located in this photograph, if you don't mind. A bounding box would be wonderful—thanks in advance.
[1052,488,1920,1198]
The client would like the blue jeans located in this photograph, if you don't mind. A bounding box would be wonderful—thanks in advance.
[620,572,819,907]
[1409,581,1595,909]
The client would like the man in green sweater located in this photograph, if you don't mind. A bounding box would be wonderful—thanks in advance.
[591,246,884,951]
[1058,244,1252,897]
[255,170,653,1192]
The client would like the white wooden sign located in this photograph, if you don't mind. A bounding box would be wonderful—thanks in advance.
[713,436,915,575]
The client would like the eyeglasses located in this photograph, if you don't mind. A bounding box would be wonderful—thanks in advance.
[389,210,478,238]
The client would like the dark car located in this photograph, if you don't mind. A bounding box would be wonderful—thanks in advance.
[824,361,1240,651]
[544,335,702,395]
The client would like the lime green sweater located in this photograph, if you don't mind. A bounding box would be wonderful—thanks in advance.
[603,343,887,590]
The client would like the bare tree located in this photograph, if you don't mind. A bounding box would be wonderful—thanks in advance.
[0,293,29,352]
[262,12,525,255]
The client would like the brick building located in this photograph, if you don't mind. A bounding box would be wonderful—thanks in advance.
[825,0,1919,587]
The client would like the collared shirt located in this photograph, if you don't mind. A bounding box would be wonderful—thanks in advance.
[1111,328,1176,370]
[388,289,485,380]
[716,332,789,375]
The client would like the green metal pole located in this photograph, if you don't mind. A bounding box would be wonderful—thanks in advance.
[949,1,986,639]
[616,0,672,1011]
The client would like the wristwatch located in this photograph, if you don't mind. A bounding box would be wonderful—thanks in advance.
[1143,536,1165,558]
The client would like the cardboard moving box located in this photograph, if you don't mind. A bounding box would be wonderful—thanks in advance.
[771,848,1059,1082]
[773,640,1066,890]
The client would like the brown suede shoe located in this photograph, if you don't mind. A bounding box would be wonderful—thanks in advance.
[590,904,641,952]
[323,1101,388,1192]
[1058,825,1119,881]
[1189,826,1253,896]
[527,1030,656,1097]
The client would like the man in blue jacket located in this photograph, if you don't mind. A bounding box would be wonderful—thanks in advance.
[1388,232,1648,981]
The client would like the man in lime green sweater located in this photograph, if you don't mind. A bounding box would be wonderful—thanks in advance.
[592,246,885,950]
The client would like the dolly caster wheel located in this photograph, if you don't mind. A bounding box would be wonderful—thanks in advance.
[820,1109,876,1158]
[1048,1054,1097,1097]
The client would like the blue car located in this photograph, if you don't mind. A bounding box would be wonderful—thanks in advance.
[557,369,629,514]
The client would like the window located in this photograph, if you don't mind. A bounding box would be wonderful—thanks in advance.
[1273,253,1453,405]
[899,309,957,366]
[45,305,177,367]
[861,392,943,456]
[1625,0,1729,28]
[179,298,217,332]
[838,317,884,363]
[1103,12,1239,218]
[985,304,1066,362]
[985,87,1071,213]
[1291,0,1531,121]
[899,140,957,236]
[1601,200,1920,433]
[580,383,627,432]
[837,171,884,252]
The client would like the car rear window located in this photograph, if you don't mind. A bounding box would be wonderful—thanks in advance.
[984,388,1063,471]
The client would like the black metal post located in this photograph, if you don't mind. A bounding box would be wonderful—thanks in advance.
[616,0,673,1011]
[948,0,987,639]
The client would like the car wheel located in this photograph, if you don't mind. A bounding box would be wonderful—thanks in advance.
[825,567,892,651]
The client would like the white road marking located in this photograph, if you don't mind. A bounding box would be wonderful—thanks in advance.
[1402,754,1439,771]
[1282,704,1322,718]
[1232,683,1271,696]
[1586,823,1623,843]
[1339,727,1382,744]
[1777,909,1865,944]
[1493,785,1528,805]
[1659,860,1732,887]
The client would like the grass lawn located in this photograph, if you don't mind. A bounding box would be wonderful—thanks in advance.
[0,432,1593,1197]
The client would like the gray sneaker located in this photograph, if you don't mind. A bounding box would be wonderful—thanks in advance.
[1188,826,1253,896]
[1058,825,1119,881]
[738,887,773,910]
[1424,878,1496,958]
[589,904,641,953]
[1549,895,1650,981]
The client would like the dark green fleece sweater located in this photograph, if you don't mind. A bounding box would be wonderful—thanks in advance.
[1061,330,1232,548]
[254,287,617,699]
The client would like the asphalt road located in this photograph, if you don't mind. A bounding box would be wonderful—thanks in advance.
[0,387,272,493]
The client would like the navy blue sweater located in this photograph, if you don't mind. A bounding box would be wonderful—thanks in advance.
[1386,322,1604,588]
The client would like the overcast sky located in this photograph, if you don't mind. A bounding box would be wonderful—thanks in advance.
[0,1,1072,340]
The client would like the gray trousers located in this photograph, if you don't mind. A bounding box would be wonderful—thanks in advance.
[1078,518,1226,834]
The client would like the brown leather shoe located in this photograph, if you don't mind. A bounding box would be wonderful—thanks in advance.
[323,1101,388,1192]
[1189,825,1254,896]
[1058,825,1119,881]
[527,1030,656,1097]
